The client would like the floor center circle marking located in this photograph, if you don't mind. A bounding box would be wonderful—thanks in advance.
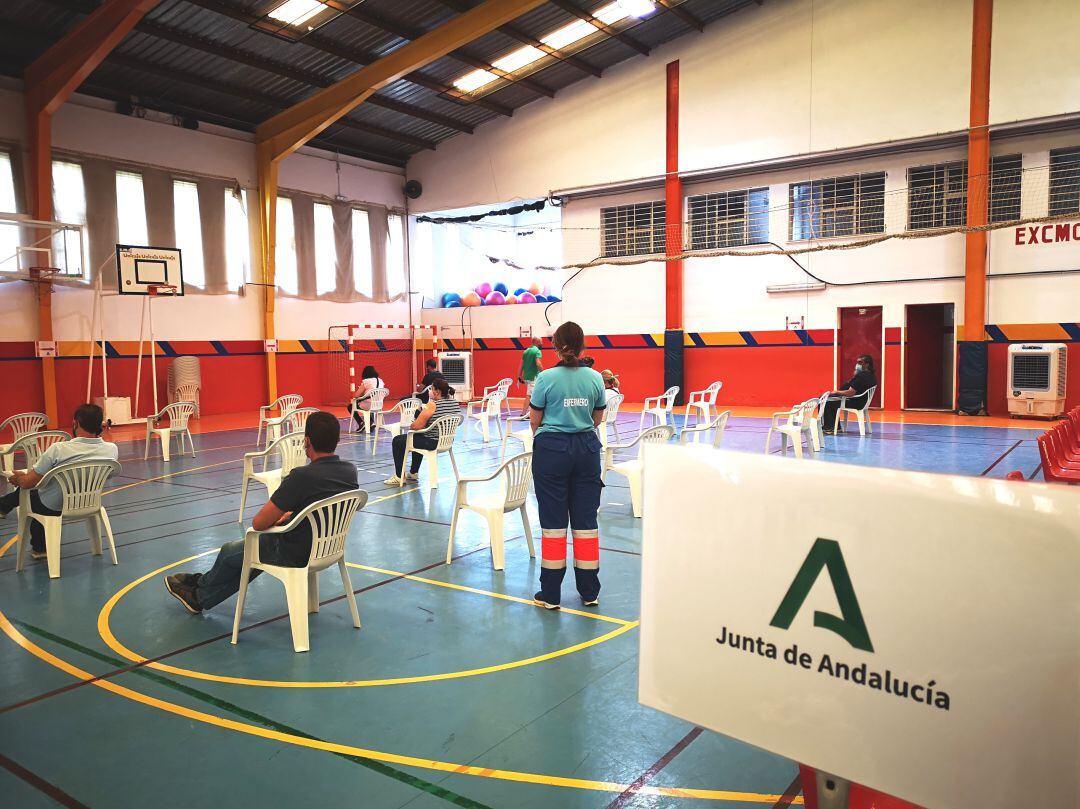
[98,552,638,688]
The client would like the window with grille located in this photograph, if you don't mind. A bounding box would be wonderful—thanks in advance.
[0,152,18,272]
[601,201,666,257]
[51,160,86,276]
[352,208,373,296]
[275,196,298,295]
[688,187,769,249]
[173,180,205,288]
[988,154,1022,223]
[908,161,968,230]
[224,188,249,290]
[313,202,337,295]
[115,171,148,246]
[386,212,406,298]
[789,173,884,240]
[1049,147,1080,216]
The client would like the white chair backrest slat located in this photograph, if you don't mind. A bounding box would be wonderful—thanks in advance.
[39,459,121,518]
[434,415,463,451]
[284,407,319,434]
[174,383,199,401]
[2,412,48,442]
[660,387,679,410]
[606,392,624,423]
[395,398,424,423]
[484,390,505,416]
[265,431,307,475]
[162,402,197,430]
[274,394,304,412]
[366,387,390,411]
[302,489,366,565]
[11,430,69,467]
[637,425,675,457]
[500,452,533,509]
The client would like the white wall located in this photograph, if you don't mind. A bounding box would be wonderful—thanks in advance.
[0,83,409,342]
[412,0,1080,335]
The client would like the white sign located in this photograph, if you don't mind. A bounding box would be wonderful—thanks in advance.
[34,340,57,357]
[263,340,278,353]
[638,446,1080,809]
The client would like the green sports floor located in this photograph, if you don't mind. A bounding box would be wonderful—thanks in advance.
[0,413,1043,808]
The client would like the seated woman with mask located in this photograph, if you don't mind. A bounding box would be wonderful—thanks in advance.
[821,355,877,434]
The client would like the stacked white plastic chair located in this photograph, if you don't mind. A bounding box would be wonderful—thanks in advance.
[466,389,505,443]
[144,402,197,462]
[167,357,202,416]
[373,398,423,456]
[16,458,121,579]
[257,394,303,448]
[639,386,679,431]
[351,387,389,434]
[447,452,535,571]
[834,385,878,436]
[679,411,731,448]
[232,489,367,653]
[766,400,818,459]
[603,424,675,518]
[400,414,462,489]
[684,381,722,428]
[0,413,48,474]
[237,431,307,523]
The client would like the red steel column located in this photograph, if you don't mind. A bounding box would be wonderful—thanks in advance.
[664,60,683,331]
[963,0,993,341]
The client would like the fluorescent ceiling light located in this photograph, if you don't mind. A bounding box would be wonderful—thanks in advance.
[267,0,327,26]
[492,45,545,73]
[454,69,498,92]
[615,0,657,18]
[542,18,596,50]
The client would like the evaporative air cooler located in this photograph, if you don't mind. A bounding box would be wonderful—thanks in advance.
[1007,343,1067,418]
[437,351,473,402]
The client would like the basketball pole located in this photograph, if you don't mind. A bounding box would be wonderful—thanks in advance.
[134,295,148,418]
[149,291,159,415]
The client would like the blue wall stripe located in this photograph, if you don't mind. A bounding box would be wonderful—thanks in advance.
[739,331,758,346]
[598,335,613,349]
[1061,323,1080,341]
[210,341,228,355]
[689,332,706,348]
[157,341,177,357]
[985,325,1008,343]
[298,340,314,353]
[641,334,658,348]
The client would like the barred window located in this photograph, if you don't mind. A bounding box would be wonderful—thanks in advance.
[688,187,769,249]
[601,201,666,257]
[1049,147,1080,217]
[908,161,967,230]
[789,173,884,240]
[988,154,1022,223]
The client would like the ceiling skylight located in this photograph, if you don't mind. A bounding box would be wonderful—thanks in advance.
[454,69,499,92]
[493,45,546,73]
[616,0,657,18]
[267,0,328,27]
[541,18,596,50]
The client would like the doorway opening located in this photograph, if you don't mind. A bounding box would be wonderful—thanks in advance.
[903,303,955,410]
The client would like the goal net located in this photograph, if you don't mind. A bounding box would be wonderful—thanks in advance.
[324,325,436,405]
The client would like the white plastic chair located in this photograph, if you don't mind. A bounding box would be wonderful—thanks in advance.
[401,414,462,489]
[466,389,505,443]
[373,398,423,456]
[603,424,675,518]
[679,410,731,448]
[350,387,390,434]
[232,488,366,653]
[807,391,831,451]
[237,431,307,523]
[0,430,69,488]
[639,386,679,431]
[15,458,121,579]
[477,377,513,419]
[0,412,48,473]
[766,400,818,459]
[173,383,201,417]
[600,392,625,450]
[257,394,303,448]
[144,402,197,462]
[684,381,722,428]
[446,452,535,570]
[500,414,534,462]
[284,407,319,435]
[834,385,878,436]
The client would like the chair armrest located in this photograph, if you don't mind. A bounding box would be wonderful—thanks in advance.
[642,395,661,409]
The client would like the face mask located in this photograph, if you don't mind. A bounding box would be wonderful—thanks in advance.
[855,364,863,373]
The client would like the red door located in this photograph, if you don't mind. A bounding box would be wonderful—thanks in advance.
[837,306,883,407]
[904,303,954,409]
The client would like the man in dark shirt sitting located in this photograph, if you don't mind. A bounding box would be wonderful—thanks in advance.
[821,354,877,434]
[416,358,445,403]
[164,411,358,614]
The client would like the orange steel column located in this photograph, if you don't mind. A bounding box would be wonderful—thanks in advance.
[664,60,683,331]
[964,0,993,342]
[23,0,160,425]
[256,143,279,403]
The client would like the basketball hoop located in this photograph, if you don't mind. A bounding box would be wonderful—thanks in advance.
[147,284,178,296]
[28,266,63,280]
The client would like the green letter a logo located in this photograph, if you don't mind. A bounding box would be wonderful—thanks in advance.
[769,538,874,652]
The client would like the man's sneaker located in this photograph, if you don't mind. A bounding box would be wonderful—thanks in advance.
[384,475,403,486]
[164,575,202,614]
[404,472,419,482]
[582,597,599,607]
[29,548,47,561]
[533,591,561,610]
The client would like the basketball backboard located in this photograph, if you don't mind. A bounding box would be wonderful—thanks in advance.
[116,244,184,295]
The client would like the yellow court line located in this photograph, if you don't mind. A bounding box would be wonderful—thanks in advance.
[0,612,797,803]
[98,553,637,688]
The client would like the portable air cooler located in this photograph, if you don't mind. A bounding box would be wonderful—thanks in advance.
[1007,343,1067,418]
[437,351,473,402]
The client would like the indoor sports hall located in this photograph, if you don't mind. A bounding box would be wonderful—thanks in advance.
[0,1,1077,808]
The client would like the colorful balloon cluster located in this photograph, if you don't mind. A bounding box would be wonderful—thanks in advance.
[441,282,561,308]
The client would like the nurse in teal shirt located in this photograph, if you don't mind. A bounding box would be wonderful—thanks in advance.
[528,321,607,609]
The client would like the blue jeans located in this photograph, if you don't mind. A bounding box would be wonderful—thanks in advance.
[531,430,603,604]
[194,536,302,611]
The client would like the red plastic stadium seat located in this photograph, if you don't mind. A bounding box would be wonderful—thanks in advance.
[1038,433,1080,484]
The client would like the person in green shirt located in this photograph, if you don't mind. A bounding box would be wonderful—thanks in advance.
[518,337,544,415]
[528,322,606,610]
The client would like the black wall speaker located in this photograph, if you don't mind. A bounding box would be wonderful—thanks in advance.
[404,180,423,199]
